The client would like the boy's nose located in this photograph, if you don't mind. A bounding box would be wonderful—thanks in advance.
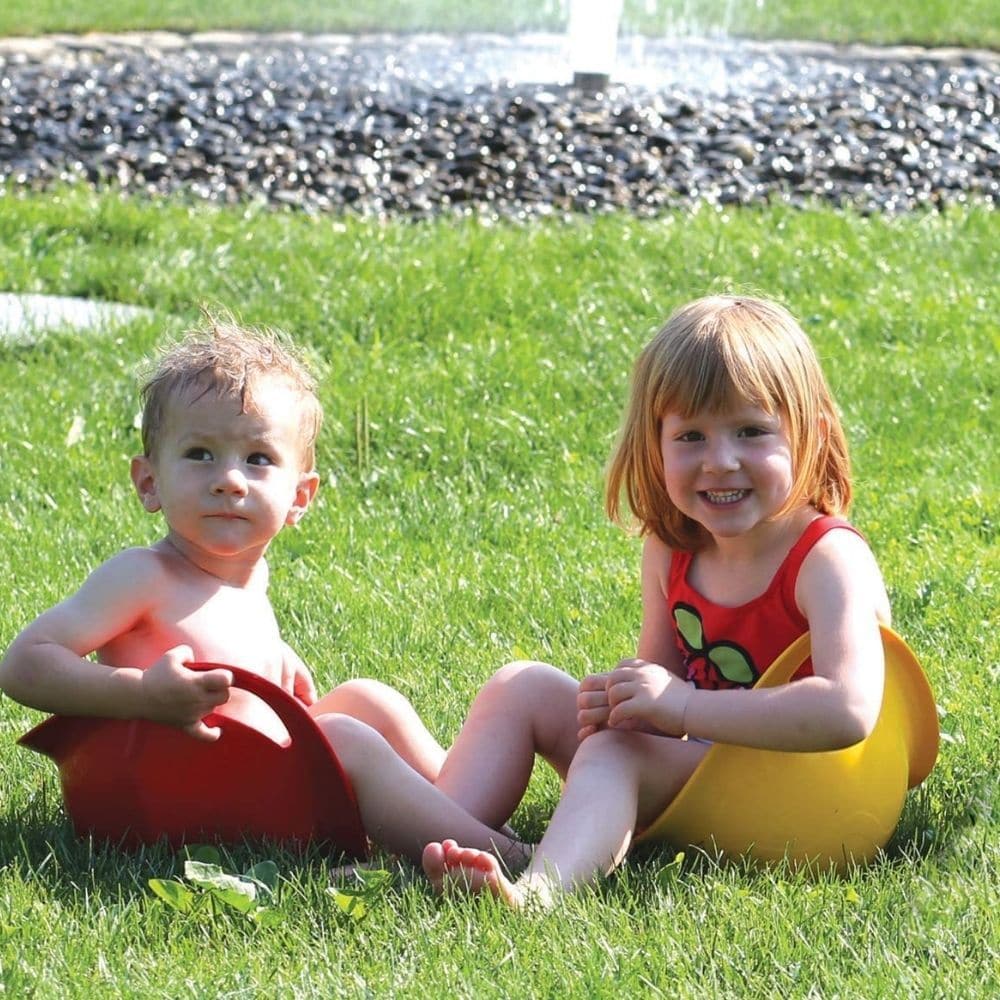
[212,466,249,495]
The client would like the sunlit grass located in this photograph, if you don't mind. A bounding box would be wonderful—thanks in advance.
[2,0,999,49]
[0,188,997,995]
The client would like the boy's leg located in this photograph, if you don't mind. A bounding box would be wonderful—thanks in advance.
[432,661,582,829]
[311,679,445,781]
[424,728,708,907]
[316,712,528,871]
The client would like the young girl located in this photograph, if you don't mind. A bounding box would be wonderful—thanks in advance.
[422,294,891,906]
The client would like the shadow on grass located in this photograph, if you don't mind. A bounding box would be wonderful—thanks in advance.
[0,794,360,909]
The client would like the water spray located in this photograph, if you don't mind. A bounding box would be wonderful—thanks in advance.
[568,0,624,94]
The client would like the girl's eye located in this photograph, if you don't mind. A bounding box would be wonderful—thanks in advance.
[677,430,704,443]
[184,447,212,461]
[247,452,273,467]
[738,426,767,438]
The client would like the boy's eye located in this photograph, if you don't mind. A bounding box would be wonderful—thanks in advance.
[247,452,273,467]
[184,447,212,461]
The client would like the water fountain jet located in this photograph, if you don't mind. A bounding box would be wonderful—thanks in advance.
[568,0,624,94]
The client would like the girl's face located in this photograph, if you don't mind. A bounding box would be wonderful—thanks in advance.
[659,401,797,543]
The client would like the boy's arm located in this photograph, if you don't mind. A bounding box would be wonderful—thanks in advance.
[0,550,231,740]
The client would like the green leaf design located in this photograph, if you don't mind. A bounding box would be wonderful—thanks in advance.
[674,606,704,651]
[708,643,755,684]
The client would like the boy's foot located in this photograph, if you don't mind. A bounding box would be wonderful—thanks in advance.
[422,839,524,907]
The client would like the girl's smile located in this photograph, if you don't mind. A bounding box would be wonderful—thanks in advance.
[660,403,796,543]
[700,488,750,506]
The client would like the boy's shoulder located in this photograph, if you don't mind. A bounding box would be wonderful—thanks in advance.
[90,544,175,585]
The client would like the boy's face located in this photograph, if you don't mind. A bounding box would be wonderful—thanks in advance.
[130,377,319,566]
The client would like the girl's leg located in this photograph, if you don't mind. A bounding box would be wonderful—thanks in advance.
[310,679,445,781]
[424,728,708,907]
[432,660,582,829]
[316,712,528,871]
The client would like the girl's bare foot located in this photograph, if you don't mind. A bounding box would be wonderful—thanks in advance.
[422,839,525,907]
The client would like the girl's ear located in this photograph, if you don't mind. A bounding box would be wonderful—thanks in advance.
[286,470,320,525]
[130,455,162,512]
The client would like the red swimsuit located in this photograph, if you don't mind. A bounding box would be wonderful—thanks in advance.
[667,516,860,690]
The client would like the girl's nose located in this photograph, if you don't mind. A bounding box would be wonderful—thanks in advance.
[212,465,249,495]
[702,438,740,473]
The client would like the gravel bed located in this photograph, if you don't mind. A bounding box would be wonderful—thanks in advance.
[1,32,998,218]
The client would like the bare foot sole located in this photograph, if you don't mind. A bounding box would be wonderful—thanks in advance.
[422,839,523,907]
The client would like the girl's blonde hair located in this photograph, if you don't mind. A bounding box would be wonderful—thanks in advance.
[140,312,322,470]
[606,295,852,550]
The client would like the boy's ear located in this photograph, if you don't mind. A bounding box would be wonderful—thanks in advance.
[286,470,320,526]
[130,455,162,513]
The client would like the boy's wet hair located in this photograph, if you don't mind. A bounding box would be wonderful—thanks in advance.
[606,295,852,550]
[140,312,323,470]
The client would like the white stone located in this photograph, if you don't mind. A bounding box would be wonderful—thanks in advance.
[0,293,149,342]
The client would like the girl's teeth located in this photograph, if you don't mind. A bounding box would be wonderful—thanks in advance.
[704,489,746,504]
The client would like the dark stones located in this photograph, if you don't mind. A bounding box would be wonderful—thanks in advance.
[0,33,997,218]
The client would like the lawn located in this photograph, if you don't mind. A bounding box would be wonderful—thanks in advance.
[1,0,999,50]
[0,3,998,998]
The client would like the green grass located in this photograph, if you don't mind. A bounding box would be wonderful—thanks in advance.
[0,1,998,993]
[0,190,997,996]
[2,0,999,49]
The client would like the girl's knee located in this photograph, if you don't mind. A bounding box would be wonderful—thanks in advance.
[485,659,576,705]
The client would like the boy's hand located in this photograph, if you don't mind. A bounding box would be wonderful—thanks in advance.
[140,646,232,742]
[606,659,693,736]
[280,644,317,705]
[287,662,317,706]
[576,672,612,741]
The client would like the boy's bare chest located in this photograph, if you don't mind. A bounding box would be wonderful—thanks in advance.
[167,587,283,670]
[106,583,286,679]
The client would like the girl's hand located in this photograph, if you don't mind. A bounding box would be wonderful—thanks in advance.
[606,658,693,736]
[577,673,612,740]
[140,646,233,742]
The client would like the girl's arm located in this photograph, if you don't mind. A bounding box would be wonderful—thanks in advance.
[634,533,688,676]
[579,534,687,739]
[680,529,888,751]
[0,549,230,739]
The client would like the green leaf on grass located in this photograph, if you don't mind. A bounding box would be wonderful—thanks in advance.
[184,844,223,865]
[148,879,196,912]
[328,888,367,919]
[245,860,279,894]
[183,861,259,903]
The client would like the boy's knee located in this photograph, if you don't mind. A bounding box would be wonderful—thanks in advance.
[316,712,391,778]
[334,677,399,710]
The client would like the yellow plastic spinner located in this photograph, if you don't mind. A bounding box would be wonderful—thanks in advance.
[636,626,938,871]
